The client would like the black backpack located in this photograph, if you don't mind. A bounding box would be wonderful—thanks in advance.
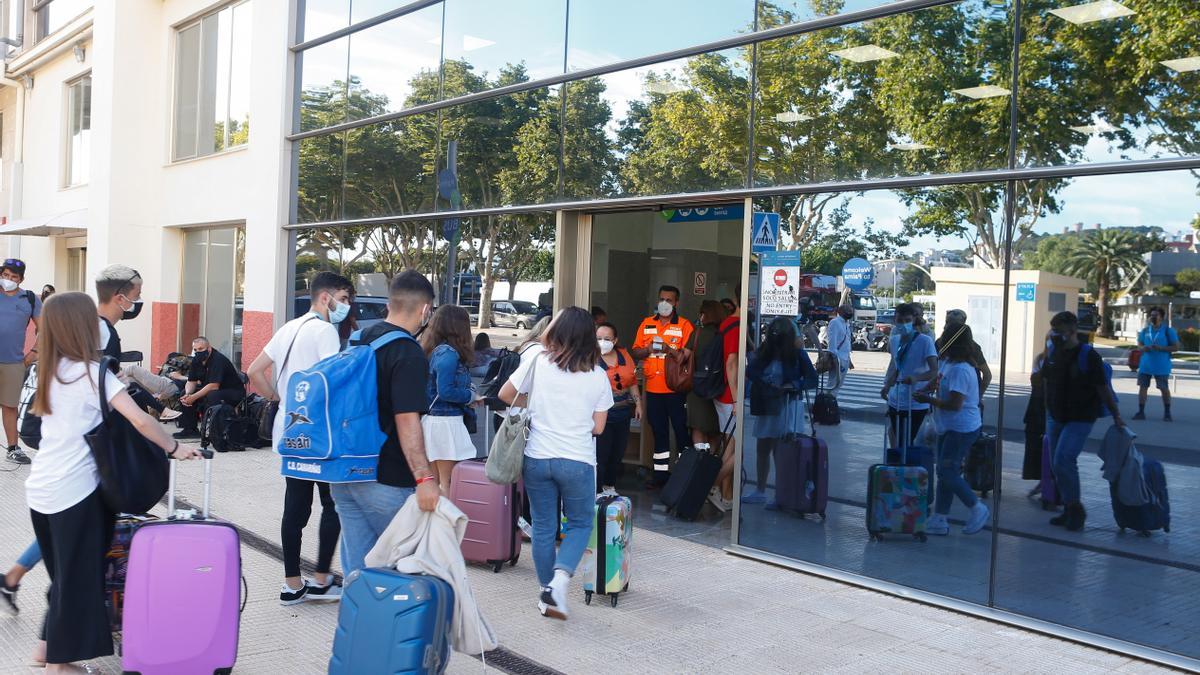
[482,348,523,408]
[17,365,41,449]
[692,319,739,400]
[812,392,841,426]
[201,403,246,453]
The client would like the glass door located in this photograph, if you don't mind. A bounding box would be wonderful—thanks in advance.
[179,226,246,366]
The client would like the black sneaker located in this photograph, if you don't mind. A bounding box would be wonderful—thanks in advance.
[280,582,308,606]
[1164,411,1173,422]
[1131,411,1146,421]
[173,428,200,440]
[5,447,30,465]
[0,582,19,615]
[303,577,342,602]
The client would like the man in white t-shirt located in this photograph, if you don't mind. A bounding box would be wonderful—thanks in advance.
[247,272,354,606]
[824,303,854,393]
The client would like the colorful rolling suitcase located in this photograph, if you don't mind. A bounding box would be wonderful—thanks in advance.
[773,391,829,518]
[104,513,157,633]
[449,458,522,572]
[867,408,929,542]
[1111,458,1171,536]
[122,451,242,674]
[329,569,454,675]
[579,494,632,607]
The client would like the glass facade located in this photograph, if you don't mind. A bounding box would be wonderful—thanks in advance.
[291,1,1200,665]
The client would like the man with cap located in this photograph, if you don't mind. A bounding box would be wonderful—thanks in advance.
[0,258,40,464]
[938,309,992,401]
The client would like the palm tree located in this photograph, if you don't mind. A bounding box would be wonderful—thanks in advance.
[1065,230,1146,338]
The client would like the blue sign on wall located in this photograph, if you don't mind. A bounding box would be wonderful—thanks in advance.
[1016,282,1036,302]
[841,258,875,291]
[660,204,745,223]
[751,212,781,253]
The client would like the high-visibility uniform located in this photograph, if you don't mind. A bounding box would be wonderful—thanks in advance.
[632,313,694,480]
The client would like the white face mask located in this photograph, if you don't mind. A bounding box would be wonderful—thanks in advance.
[0,279,17,292]
[598,339,615,355]
[656,300,673,317]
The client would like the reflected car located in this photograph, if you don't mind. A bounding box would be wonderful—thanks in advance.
[491,300,539,329]
[294,295,389,332]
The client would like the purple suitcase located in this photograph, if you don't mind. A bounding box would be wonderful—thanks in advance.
[449,458,523,572]
[773,391,829,518]
[123,452,241,674]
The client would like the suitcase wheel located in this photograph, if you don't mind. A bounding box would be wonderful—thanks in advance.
[491,561,504,573]
[819,511,826,521]
[509,556,518,567]
[915,533,927,543]
[1164,525,1170,533]
[1137,530,1152,538]
[610,593,619,608]
[1119,527,1127,534]
[979,490,990,499]
[584,591,593,605]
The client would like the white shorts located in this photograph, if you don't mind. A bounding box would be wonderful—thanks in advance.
[714,400,736,436]
[422,414,478,462]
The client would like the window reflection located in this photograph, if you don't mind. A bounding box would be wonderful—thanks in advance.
[347,3,444,122]
[442,0,566,86]
[301,0,350,41]
[344,115,439,219]
[299,38,350,132]
[296,132,346,223]
[758,0,910,29]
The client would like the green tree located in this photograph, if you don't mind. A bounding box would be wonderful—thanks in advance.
[1022,232,1087,277]
[1175,268,1200,293]
[1064,230,1147,337]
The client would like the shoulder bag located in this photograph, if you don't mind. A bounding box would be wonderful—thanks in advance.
[486,355,539,485]
[85,356,170,513]
[258,315,318,442]
[665,327,698,393]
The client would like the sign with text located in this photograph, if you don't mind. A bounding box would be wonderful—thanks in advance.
[841,258,875,292]
[751,212,781,253]
[759,250,802,316]
[1016,282,1036,302]
[660,204,745,223]
[693,272,707,296]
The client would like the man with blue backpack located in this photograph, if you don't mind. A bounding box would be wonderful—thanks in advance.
[1042,311,1124,531]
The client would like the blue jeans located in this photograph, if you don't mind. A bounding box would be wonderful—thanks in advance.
[16,540,40,569]
[522,457,595,587]
[1046,417,1094,505]
[330,481,414,576]
[935,429,980,515]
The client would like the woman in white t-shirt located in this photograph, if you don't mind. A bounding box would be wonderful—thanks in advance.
[26,293,200,672]
[500,307,613,621]
[914,324,989,537]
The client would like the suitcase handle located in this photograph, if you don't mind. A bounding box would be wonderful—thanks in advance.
[167,448,215,520]
[883,386,915,465]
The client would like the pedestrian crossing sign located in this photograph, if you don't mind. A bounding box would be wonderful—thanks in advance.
[752,212,780,253]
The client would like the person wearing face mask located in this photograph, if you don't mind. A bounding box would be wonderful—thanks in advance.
[1042,311,1124,531]
[1133,306,1179,421]
[631,285,694,488]
[880,303,939,448]
[93,265,164,420]
[0,259,40,465]
[248,271,354,605]
[596,322,641,493]
[174,336,246,439]
[824,303,854,393]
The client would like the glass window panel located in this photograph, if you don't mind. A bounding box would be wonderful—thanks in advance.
[174,24,202,159]
[995,170,1200,661]
[302,0,349,41]
[346,3,443,121]
[66,75,91,186]
[227,2,253,148]
[565,0,755,72]
[297,132,346,223]
[564,48,752,200]
[181,230,208,352]
[759,1,910,29]
[343,113,439,219]
[439,85,560,210]
[351,0,408,24]
[203,227,238,362]
[212,7,233,153]
[197,13,221,156]
[38,0,91,41]
[754,0,1013,188]
[1018,1,1200,167]
[174,3,251,160]
[299,38,350,132]
[442,0,565,90]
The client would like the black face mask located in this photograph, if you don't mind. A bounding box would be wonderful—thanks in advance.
[120,297,144,321]
[194,349,209,361]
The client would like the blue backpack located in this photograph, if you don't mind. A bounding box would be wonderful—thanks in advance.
[1077,343,1118,418]
[278,330,414,482]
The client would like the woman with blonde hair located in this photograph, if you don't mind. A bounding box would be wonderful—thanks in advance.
[26,292,200,673]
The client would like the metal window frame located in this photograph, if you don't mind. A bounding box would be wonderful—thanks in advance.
[63,71,90,187]
[171,0,252,162]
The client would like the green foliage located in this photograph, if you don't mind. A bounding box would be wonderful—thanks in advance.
[1175,268,1200,292]
[1180,327,1200,352]
[1063,230,1149,336]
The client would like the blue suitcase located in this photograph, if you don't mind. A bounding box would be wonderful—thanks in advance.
[1110,458,1171,536]
[329,569,455,675]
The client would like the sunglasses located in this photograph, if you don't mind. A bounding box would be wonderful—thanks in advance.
[2,258,24,270]
[613,371,624,391]
[119,270,143,296]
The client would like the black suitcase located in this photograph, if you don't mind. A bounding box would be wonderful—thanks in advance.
[659,446,721,520]
[1111,458,1170,536]
[964,432,997,498]
[812,392,840,425]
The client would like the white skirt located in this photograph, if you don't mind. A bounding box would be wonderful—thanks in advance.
[422,414,478,462]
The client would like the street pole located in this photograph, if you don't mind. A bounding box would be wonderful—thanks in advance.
[439,141,460,305]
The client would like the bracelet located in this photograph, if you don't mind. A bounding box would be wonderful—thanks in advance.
[416,475,436,485]
[167,440,179,458]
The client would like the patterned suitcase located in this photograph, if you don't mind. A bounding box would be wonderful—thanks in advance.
[329,569,454,675]
[578,494,632,607]
[103,513,157,633]
[449,458,522,572]
[867,411,928,541]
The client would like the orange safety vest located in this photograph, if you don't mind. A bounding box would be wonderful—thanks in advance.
[632,314,694,394]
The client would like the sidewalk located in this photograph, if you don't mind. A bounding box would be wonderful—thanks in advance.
[0,440,1175,673]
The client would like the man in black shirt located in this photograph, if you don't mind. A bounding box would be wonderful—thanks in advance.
[330,270,439,575]
[175,337,246,439]
[1042,311,1124,531]
[95,264,162,415]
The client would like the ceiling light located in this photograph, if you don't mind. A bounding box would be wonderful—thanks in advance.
[831,44,900,63]
[462,35,495,51]
[952,85,1011,99]
[774,111,812,123]
[645,80,687,95]
[1049,0,1134,25]
[1069,120,1118,135]
[888,142,932,151]
[1161,56,1200,73]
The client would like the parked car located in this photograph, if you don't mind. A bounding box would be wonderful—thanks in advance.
[490,299,539,329]
[294,295,389,333]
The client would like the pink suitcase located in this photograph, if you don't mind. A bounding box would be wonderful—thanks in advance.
[449,458,522,572]
[123,451,241,674]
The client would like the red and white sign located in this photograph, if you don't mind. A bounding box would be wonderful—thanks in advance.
[760,258,801,317]
[773,269,788,287]
[693,272,707,296]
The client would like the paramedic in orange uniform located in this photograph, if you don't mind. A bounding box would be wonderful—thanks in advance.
[631,285,694,488]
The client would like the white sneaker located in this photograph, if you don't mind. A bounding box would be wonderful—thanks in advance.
[538,583,569,620]
[963,502,990,535]
[303,577,342,602]
[707,487,731,513]
[926,514,950,536]
[159,408,183,422]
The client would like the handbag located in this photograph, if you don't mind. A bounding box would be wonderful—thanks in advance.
[665,329,698,393]
[84,356,170,514]
[259,316,318,442]
[486,356,538,485]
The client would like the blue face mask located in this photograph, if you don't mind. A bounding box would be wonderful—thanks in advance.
[895,321,914,337]
[328,299,351,325]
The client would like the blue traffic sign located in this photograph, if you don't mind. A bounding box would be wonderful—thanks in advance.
[441,218,460,242]
[1016,282,1036,302]
[751,212,780,253]
[842,258,875,291]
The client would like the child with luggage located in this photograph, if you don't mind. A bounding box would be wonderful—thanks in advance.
[914,324,990,536]
[26,292,201,673]
[499,307,613,620]
[421,305,481,492]
[596,322,641,494]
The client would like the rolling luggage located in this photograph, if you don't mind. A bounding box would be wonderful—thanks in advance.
[122,450,242,674]
[964,432,997,498]
[1041,435,1062,510]
[329,569,454,675]
[104,513,157,633]
[1111,458,1171,536]
[773,391,829,518]
[660,417,729,519]
[449,458,522,572]
[580,494,632,607]
[867,404,929,542]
